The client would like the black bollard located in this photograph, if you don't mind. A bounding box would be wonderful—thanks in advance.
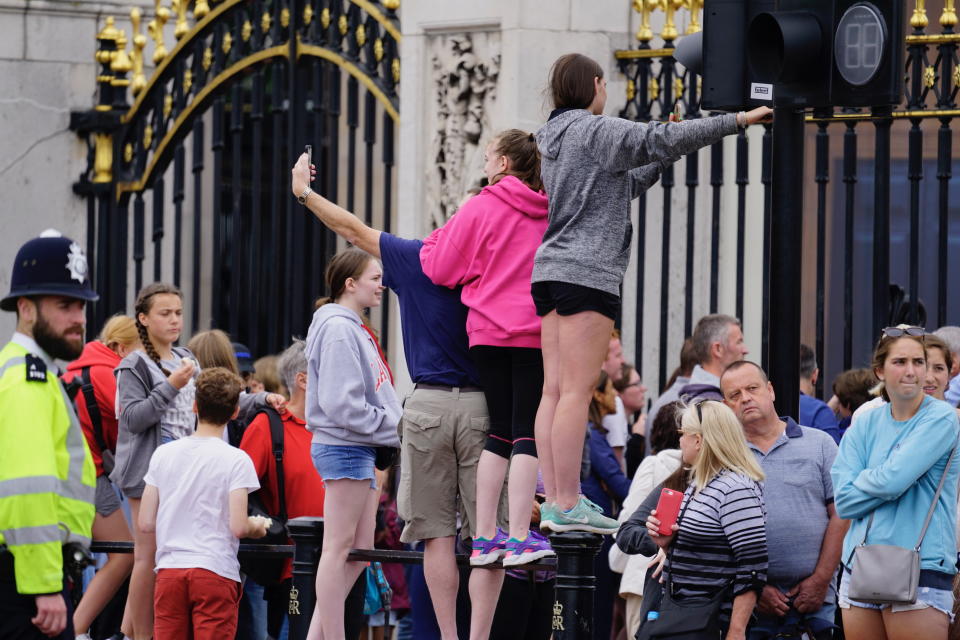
[549,532,603,639]
[288,516,324,640]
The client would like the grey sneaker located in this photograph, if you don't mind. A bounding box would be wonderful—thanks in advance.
[544,496,619,535]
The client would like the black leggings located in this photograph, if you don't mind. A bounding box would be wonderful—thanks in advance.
[470,346,544,459]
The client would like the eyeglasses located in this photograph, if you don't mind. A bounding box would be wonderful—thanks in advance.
[881,326,926,339]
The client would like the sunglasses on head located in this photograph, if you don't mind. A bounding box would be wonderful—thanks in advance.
[695,399,709,424]
[881,326,926,339]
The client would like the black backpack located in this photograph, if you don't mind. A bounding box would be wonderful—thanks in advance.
[66,366,115,475]
[239,407,290,586]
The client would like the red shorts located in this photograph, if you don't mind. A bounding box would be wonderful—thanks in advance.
[154,568,242,640]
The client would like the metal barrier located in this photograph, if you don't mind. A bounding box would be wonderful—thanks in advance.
[88,516,602,640]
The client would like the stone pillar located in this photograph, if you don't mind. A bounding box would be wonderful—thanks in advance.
[387,1,632,380]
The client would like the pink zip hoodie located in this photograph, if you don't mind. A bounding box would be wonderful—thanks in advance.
[420,175,548,349]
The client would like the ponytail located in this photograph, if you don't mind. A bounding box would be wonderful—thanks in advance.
[490,129,543,192]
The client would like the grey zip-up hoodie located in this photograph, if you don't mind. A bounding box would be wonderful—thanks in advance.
[305,303,402,447]
[110,349,267,498]
[534,109,738,295]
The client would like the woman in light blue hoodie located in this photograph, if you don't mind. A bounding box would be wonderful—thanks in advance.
[304,248,402,640]
[832,327,960,640]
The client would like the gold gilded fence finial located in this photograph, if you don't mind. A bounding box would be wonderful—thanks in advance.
[111,29,133,83]
[632,0,658,43]
[383,0,400,10]
[194,0,210,21]
[130,8,147,96]
[685,0,703,34]
[172,0,190,40]
[911,0,928,29]
[95,17,120,110]
[148,0,171,64]
[942,0,957,28]
[662,0,685,41]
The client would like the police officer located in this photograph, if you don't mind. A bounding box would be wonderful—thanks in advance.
[0,231,98,639]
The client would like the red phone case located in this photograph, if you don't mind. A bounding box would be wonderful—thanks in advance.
[654,488,684,536]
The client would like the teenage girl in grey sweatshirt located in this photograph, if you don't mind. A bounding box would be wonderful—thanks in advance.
[305,248,401,640]
[113,283,283,639]
[532,53,772,535]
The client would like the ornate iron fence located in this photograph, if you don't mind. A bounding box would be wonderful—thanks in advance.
[616,0,959,397]
[70,0,400,357]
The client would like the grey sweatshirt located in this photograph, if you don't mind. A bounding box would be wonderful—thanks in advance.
[533,110,739,295]
[305,303,402,448]
[110,349,267,498]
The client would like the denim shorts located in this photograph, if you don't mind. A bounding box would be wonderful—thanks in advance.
[310,443,377,489]
[838,571,955,620]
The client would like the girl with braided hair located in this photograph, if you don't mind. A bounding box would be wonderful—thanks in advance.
[112,283,285,639]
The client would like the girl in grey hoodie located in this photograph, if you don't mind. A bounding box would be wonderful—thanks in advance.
[532,53,772,535]
[113,283,283,639]
[305,248,401,640]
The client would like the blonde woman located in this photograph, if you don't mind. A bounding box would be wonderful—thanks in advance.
[645,401,767,640]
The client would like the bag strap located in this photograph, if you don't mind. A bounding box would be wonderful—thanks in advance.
[914,440,957,550]
[264,407,287,522]
[80,367,109,454]
[856,435,958,553]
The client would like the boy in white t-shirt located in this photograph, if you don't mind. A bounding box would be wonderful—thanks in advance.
[138,367,269,639]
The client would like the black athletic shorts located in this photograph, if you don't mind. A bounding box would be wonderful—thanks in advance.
[531,280,620,321]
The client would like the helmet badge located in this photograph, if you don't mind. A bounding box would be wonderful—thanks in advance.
[66,243,88,283]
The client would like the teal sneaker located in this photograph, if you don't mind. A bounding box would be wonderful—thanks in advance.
[538,501,558,533]
[544,496,619,535]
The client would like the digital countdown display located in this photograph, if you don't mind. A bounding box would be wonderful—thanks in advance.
[834,3,888,86]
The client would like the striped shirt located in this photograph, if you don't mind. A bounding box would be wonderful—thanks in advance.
[665,470,768,599]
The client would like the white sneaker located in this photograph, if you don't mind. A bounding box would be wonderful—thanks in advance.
[75,634,93,640]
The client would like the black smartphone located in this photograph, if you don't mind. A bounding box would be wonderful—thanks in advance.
[304,144,312,181]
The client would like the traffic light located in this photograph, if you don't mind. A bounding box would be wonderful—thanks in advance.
[675,0,776,111]
[747,1,836,107]
[675,0,904,110]
[830,0,904,106]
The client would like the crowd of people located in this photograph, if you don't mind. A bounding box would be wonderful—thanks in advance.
[2,50,958,640]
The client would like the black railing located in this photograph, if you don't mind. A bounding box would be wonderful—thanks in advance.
[85,519,600,640]
[71,0,400,355]
[615,3,960,403]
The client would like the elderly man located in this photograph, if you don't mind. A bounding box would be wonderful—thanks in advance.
[721,360,847,639]
[648,314,749,427]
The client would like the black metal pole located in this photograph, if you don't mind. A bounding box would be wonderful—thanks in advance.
[768,107,803,421]
[288,516,324,640]
[549,532,602,639]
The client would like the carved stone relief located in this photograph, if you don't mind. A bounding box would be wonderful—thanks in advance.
[424,32,500,230]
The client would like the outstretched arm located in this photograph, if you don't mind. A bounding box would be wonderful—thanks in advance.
[291,152,382,258]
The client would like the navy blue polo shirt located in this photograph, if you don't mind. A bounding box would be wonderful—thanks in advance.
[379,232,479,386]
[799,392,841,444]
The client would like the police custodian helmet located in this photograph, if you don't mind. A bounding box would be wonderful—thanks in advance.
[1,230,99,311]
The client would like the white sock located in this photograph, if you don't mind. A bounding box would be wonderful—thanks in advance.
[74,634,93,640]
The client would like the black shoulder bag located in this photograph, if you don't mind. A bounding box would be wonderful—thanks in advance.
[240,407,290,587]
[637,490,730,640]
[79,366,115,474]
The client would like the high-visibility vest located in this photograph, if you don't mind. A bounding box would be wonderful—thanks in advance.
[0,340,95,594]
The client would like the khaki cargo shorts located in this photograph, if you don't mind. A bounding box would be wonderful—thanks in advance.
[397,386,507,542]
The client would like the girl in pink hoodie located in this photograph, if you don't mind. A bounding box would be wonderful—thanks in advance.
[420,130,553,569]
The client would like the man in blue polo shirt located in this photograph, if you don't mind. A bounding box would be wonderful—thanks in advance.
[291,155,505,640]
[799,344,841,443]
[721,360,847,639]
